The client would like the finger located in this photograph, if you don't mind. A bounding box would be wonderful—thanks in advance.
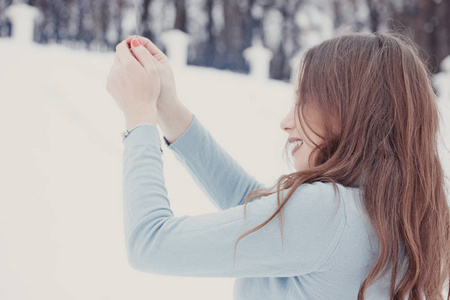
[130,37,158,73]
[126,35,167,63]
[114,54,120,64]
[115,40,136,65]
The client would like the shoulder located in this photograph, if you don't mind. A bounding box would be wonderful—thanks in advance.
[293,181,344,197]
[287,181,348,216]
[279,181,349,271]
[249,181,350,228]
[277,181,349,234]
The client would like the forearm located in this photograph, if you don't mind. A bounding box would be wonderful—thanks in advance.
[156,99,194,144]
[125,104,157,130]
[164,115,265,210]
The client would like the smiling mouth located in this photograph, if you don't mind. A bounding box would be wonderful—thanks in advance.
[292,145,301,156]
[291,141,303,156]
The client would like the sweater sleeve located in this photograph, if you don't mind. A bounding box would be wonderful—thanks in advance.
[162,114,265,210]
[122,124,347,278]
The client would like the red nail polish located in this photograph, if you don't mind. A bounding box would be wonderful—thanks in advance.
[132,39,140,47]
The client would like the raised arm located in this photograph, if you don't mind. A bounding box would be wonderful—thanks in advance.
[123,35,265,209]
[159,101,264,209]
[122,124,347,277]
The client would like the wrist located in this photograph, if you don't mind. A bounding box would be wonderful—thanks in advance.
[156,96,182,116]
[155,98,193,145]
[125,105,157,130]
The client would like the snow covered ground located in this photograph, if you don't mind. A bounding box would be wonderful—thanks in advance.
[0,38,449,300]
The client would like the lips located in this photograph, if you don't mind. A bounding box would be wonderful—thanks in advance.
[288,137,302,143]
[288,137,303,156]
[292,143,302,155]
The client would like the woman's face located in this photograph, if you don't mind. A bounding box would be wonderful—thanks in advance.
[280,104,324,171]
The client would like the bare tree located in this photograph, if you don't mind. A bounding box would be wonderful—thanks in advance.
[174,0,186,32]
[141,0,155,41]
[391,0,450,73]
[222,0,254,72]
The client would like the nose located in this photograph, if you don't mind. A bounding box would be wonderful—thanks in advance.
[280,107,295,133]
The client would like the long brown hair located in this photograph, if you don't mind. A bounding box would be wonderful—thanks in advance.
[233,31,450,299]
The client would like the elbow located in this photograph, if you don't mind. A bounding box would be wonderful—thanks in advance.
[126,237,151,272]
[126,248,140,270]
[126,235,160,273]
[126,241,143,271]
[127,255,151,273]
[125,218,168,272]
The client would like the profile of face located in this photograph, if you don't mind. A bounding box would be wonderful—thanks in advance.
[280,104,324,172]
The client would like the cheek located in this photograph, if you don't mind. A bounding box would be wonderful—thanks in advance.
[293,144,312,169]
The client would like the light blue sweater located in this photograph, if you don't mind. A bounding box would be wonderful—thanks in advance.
[122,115,400,299]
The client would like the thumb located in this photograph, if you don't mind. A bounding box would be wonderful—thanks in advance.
[130,37,157,73]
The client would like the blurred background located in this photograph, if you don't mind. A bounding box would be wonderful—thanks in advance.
[1,0,450,78]
[0,0,449,299]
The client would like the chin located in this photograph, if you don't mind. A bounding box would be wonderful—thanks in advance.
[294,165,305,172]
[294,161,310,172]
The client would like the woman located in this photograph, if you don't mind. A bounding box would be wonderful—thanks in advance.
[106,32,450,299]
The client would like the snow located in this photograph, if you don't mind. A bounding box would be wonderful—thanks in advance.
[161,29,190,67]
[434,55,450,178]
[0,37,448,300]
[295,3,334,49]
[4,1,40,44]
[122,7,137,37]
[243,38,273,80]
[0,38,293,300]
[441,55,450,72]
[262,8,283,50]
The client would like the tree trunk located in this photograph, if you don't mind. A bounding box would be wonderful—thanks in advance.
[142,0,155,41]
[174,0,186,32]
[204,0,216,66]
[223,0,252,72]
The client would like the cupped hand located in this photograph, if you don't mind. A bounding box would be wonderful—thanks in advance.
[106,38,161,119]
[125,35,179,109]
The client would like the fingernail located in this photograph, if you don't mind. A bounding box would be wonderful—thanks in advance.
[132,39,141,47]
